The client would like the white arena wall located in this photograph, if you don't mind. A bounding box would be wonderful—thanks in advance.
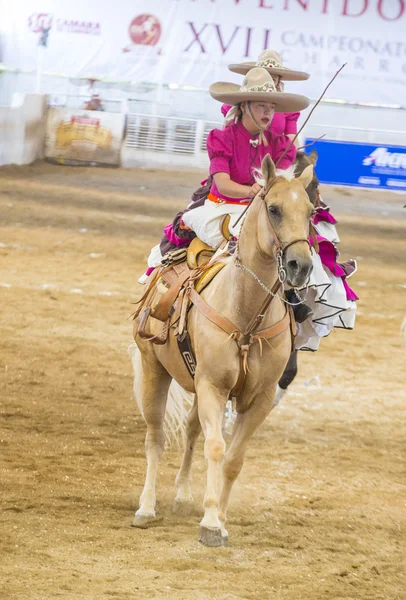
[0,93,48,166]
[1,89,406,174]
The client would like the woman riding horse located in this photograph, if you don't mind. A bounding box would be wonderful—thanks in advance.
[131,68,358,546]
[140,50,310,283]
[142,67,314,320]
[140,66,357,354]
[223,48,310,146]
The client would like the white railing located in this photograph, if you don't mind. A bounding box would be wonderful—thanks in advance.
[124,113,221,168]
[124,112,406,170]
[126,113,221,154]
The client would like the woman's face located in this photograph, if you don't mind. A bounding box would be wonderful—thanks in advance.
[272,75,283,91]
[248,101,276,130]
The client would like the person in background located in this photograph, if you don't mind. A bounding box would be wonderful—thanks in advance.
[84,93,104,111]
[225,48,310,147]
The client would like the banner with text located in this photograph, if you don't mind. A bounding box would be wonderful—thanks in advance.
[1,0,406,105]
[305,138,406,190]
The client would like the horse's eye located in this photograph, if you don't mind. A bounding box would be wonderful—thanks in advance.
[268,205,280,217]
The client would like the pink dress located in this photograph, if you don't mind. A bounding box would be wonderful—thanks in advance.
[157,121,296,255]
[221,104,299,137]
[179,121,296,248]
[207,121,296,203]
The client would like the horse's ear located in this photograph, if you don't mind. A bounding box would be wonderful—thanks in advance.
[261,154,276,184]
[297,164,314,189]
[309,149,318,166]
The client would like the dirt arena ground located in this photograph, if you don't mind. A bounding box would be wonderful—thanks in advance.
[0,161,405,600]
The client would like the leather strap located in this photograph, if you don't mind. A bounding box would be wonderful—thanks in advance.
[188,288,239,337]
[137,307,169,345]
[242,279,282,336]
[309,222,319,254]
[151,271,190,322]
[230,309,290,401]
[253,310,290,341]
[132,263,175,319]
[189,287,290,344]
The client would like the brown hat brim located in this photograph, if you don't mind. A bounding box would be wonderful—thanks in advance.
[209,82,310,113]
[228,62,310,81]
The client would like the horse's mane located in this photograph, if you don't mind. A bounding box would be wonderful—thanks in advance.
[254,165,295,187]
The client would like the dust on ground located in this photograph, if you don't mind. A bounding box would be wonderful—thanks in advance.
[0,162,405,600]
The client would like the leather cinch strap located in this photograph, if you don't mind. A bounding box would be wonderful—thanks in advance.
[187,287,291,401]
[188,288,238,337]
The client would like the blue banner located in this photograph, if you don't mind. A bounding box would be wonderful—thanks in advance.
[304,139,406,191]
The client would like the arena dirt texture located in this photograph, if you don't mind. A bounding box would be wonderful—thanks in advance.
[0,162,405,600]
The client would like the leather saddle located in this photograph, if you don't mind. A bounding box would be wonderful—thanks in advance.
[133,237,227,345]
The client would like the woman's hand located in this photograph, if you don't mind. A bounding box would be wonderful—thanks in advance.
[248,183,262,198]
[213,172,253,199]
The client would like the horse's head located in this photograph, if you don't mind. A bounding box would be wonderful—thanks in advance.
[256,154,314,288]
[295,149,319,206]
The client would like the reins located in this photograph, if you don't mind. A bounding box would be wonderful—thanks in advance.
[235,179,312,292]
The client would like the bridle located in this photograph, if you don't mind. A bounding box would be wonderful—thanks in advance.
[235,177,313,290]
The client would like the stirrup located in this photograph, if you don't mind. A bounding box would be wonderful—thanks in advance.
[187,238,215,269]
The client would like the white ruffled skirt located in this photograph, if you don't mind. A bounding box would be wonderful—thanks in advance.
[294,251,356,352]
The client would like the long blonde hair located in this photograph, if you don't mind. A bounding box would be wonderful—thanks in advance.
[224,101,268,146]
[224,104,243,126]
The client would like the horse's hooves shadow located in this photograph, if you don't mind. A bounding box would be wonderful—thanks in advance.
[131,514,164,529]
[172,498,197,517]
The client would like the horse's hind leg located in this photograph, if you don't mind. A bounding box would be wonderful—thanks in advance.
[131,345,171,528]
[173,395,201,516]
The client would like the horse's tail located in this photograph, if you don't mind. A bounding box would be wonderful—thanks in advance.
[401,315,406,344]
[128,343,194,447]
[165,380,195,447]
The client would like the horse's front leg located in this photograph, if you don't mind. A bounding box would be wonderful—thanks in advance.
[218,389,275,544]
[173,395,201,516]
[196,379,228,547]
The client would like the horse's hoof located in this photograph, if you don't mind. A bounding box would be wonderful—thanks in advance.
[131,513,163,529]
[222,533,229,547]
[199,526,223,547]
[172,498,195,517]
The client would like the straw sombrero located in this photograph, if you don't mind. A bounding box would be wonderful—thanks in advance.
[228,49,309,81]
[209,68,310,113]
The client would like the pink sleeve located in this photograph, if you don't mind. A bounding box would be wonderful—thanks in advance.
[207,128,233,176]
[272,134,297,169]
[221,104,232,117]
[284,112,300,135]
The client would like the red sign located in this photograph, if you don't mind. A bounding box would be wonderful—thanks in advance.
[128,14,161,46]
[28,13,53,33]
[71,117,100,127]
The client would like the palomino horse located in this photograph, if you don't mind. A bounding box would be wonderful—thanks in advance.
[131,156,314,547]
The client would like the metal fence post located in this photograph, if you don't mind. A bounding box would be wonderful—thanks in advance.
[194,119,205,159]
